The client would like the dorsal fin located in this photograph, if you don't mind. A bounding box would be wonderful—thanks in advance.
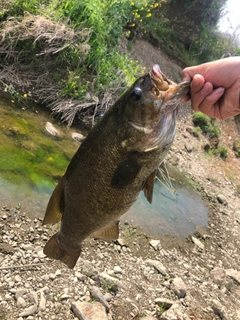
[91,221,120,241]
[42,176,66,225]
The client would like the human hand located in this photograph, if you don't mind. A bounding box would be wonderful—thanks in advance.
[182,57,240,119]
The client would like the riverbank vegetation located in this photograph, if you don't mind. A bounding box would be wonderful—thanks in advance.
[0,0,239,126]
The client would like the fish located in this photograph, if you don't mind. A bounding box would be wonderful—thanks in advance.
[42,65,190,269]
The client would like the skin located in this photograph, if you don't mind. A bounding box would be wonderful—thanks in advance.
[182,57,240,120]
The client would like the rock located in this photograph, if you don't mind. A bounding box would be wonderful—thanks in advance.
[191,236,204,250]
[27,291,38,305]
[159,303,191,320]
[72,132,85,142]
[75,271,86,282]
[149,240,161,251]
[14,275,22,283]
[19,304,37,317]
[103,293,113,302]
[212,299,229,320]
[171,277,187,299]
[185,143,193,152]
[45,122,60,136]
[71,301,109,320]
[217,195,228,205]
[15,289,28,300]
[145,259,167,276]
[39,290,46,311]
[226,269,240,284]
[210,267,226,284]
[90,286,110,312]
[113,266,122,274]
[17,297,27,308]
[186,126,194,135]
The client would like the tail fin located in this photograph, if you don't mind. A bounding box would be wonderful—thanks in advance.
[43,233,81,269]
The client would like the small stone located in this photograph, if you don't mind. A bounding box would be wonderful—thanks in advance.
[113,266,122,274]
[149,240,161,251]
[39,291,46,312]
[171,277,187,299]
[71,301,109,320]
[191,236,204,250]
[17,297,27,308]
[5,293,12,301]
[75,271,86,282]
[27,291,38,305]
[104,293,113,302]
[226,269,240,284]
[15,289,28,300]
[72,132,85,142]
[145,259,167,276]
[90,286,110,312]
[14,275,22,283]
[217,195,228,205]
[19,304,37,317]
[37,250,46,259]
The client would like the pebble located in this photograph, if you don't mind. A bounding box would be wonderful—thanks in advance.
[113,266,122,274]
[191,236,205,250]
[19,304,37,317]
[171,277,187,299]
[90,286,110,312]
[15,289,27,300]
[17,297,27,308]
[149,240,161,251]
[71,301,109,320]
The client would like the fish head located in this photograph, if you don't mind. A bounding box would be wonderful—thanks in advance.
[120,64,190,130]
[117,65,190,152]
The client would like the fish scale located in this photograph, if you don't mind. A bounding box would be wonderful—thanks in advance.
[42,65,190,269]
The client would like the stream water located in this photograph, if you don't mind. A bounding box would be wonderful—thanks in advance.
[0,97,208,238]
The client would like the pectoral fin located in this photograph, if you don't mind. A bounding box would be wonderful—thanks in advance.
[42,176,66,225]
[143,170,156,204]
[91,221,120,241]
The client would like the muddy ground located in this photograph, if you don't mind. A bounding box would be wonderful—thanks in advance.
[0,40,240,320]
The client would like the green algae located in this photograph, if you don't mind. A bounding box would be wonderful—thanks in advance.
[0,98,80,190]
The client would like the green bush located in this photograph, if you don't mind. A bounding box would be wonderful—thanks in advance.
[192,112,220,139]
[233,140,240,158]
[218,146,228,159]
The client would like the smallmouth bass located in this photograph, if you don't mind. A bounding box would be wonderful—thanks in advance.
[43,65,190,268]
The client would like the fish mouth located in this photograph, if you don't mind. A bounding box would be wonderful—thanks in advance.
[149,64,190,103]
[163,80,190,102]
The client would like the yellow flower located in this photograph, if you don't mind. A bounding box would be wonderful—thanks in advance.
[146,13,152,17]
[11,100,14,103]
[23,93,27,98]
[154,3,159,7]
[131,1,134,5]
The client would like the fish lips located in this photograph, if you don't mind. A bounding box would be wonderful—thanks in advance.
[162,81,190,103]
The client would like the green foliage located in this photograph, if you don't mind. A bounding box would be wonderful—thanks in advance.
[192,126,202,138]
[192,112,220,139]
[233,140,240,158]
[51,0,159,96]
[218,146,228,159]
[188,24,240,64]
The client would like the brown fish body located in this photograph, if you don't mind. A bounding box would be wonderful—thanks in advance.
[43,65,190,268]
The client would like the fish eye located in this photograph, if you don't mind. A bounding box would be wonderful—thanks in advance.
[131,87,142,100]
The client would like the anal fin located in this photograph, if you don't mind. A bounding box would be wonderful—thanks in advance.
[91,221,120,241]
[43,233,81,269]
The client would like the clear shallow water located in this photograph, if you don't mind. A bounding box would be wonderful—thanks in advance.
[0,98,208,238]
